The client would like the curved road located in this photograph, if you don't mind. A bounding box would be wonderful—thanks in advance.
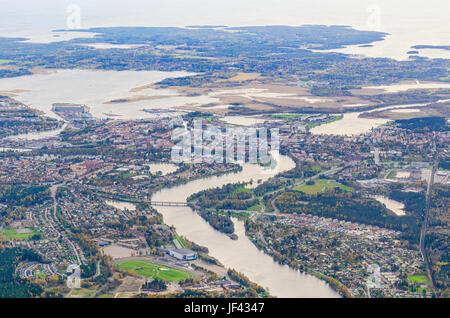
[50,184,82,266]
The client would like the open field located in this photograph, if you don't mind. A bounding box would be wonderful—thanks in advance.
[218,72,261,82]
[295,180,354,195]
[269,113,303,120]
[233,186,253,194]
[307,115,343,129]
[247,204,262,212]
[66,288,98,298]
[218,210,250,219]
[408,274,428,284]
[116,260,193,282]
[0,228,41,241]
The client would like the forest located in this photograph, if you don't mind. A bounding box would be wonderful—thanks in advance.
[188,183,258,211]
[198,210,235,235]
[0,247,58,298]
[0,185,50,207]
[395,117,448,132]
[425,185,450,297]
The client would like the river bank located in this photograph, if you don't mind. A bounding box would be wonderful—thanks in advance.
[151,155,340,298]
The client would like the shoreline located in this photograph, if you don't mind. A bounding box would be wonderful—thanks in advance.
[150,154,340,298]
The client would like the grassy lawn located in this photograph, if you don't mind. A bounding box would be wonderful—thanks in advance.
[415,287,431,294]
[174,234,186,248]
[0,59,12,64]
[311,165,323,173]
[307,115,343,129]
[387,171,397,179]
[66,288,98,298]
[0,228,41,241]
[117,260,193,282]
[294,180,354,195]
[217,210,249,219]
[247,204,261,212]
[269,113,302,120]
[233,186,253,194]
[408,274,428,284]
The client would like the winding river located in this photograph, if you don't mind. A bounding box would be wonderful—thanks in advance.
[152,155,340,298]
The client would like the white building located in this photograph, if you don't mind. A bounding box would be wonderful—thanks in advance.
[167,248,198,261]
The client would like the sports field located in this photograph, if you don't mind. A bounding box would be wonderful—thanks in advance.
[116,260,193,282]
[408,274,428,284]
[295,180,354,195]
[0,228,41,241]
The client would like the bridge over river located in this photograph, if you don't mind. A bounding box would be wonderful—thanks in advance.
[150,201,187,207]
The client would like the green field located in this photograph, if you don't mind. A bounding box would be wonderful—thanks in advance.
[0,59,12,65]
[311,165,323,173]
[173,234,186,248]
[0,228,41,241]
[307,115,343,129]
[117,260,193,282]
[247,204,261,212]
[66,288,98,298]
[233,186,253,194]
[408,274,428,284]
[387,171,397,179]
[294,180,354,195]
[217,210,249,220]
[269,113,302,120]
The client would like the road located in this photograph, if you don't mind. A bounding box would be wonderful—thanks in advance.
[420,153,439,296]
[50,184,83,266]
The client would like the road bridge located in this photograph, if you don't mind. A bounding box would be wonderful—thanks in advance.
[150,201,188,207]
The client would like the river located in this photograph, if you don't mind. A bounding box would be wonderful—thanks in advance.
[0,70,200,120]
[310,103,428,136]
[152,155,340,298]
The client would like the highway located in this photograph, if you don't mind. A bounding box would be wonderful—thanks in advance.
[420,153,439,297]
